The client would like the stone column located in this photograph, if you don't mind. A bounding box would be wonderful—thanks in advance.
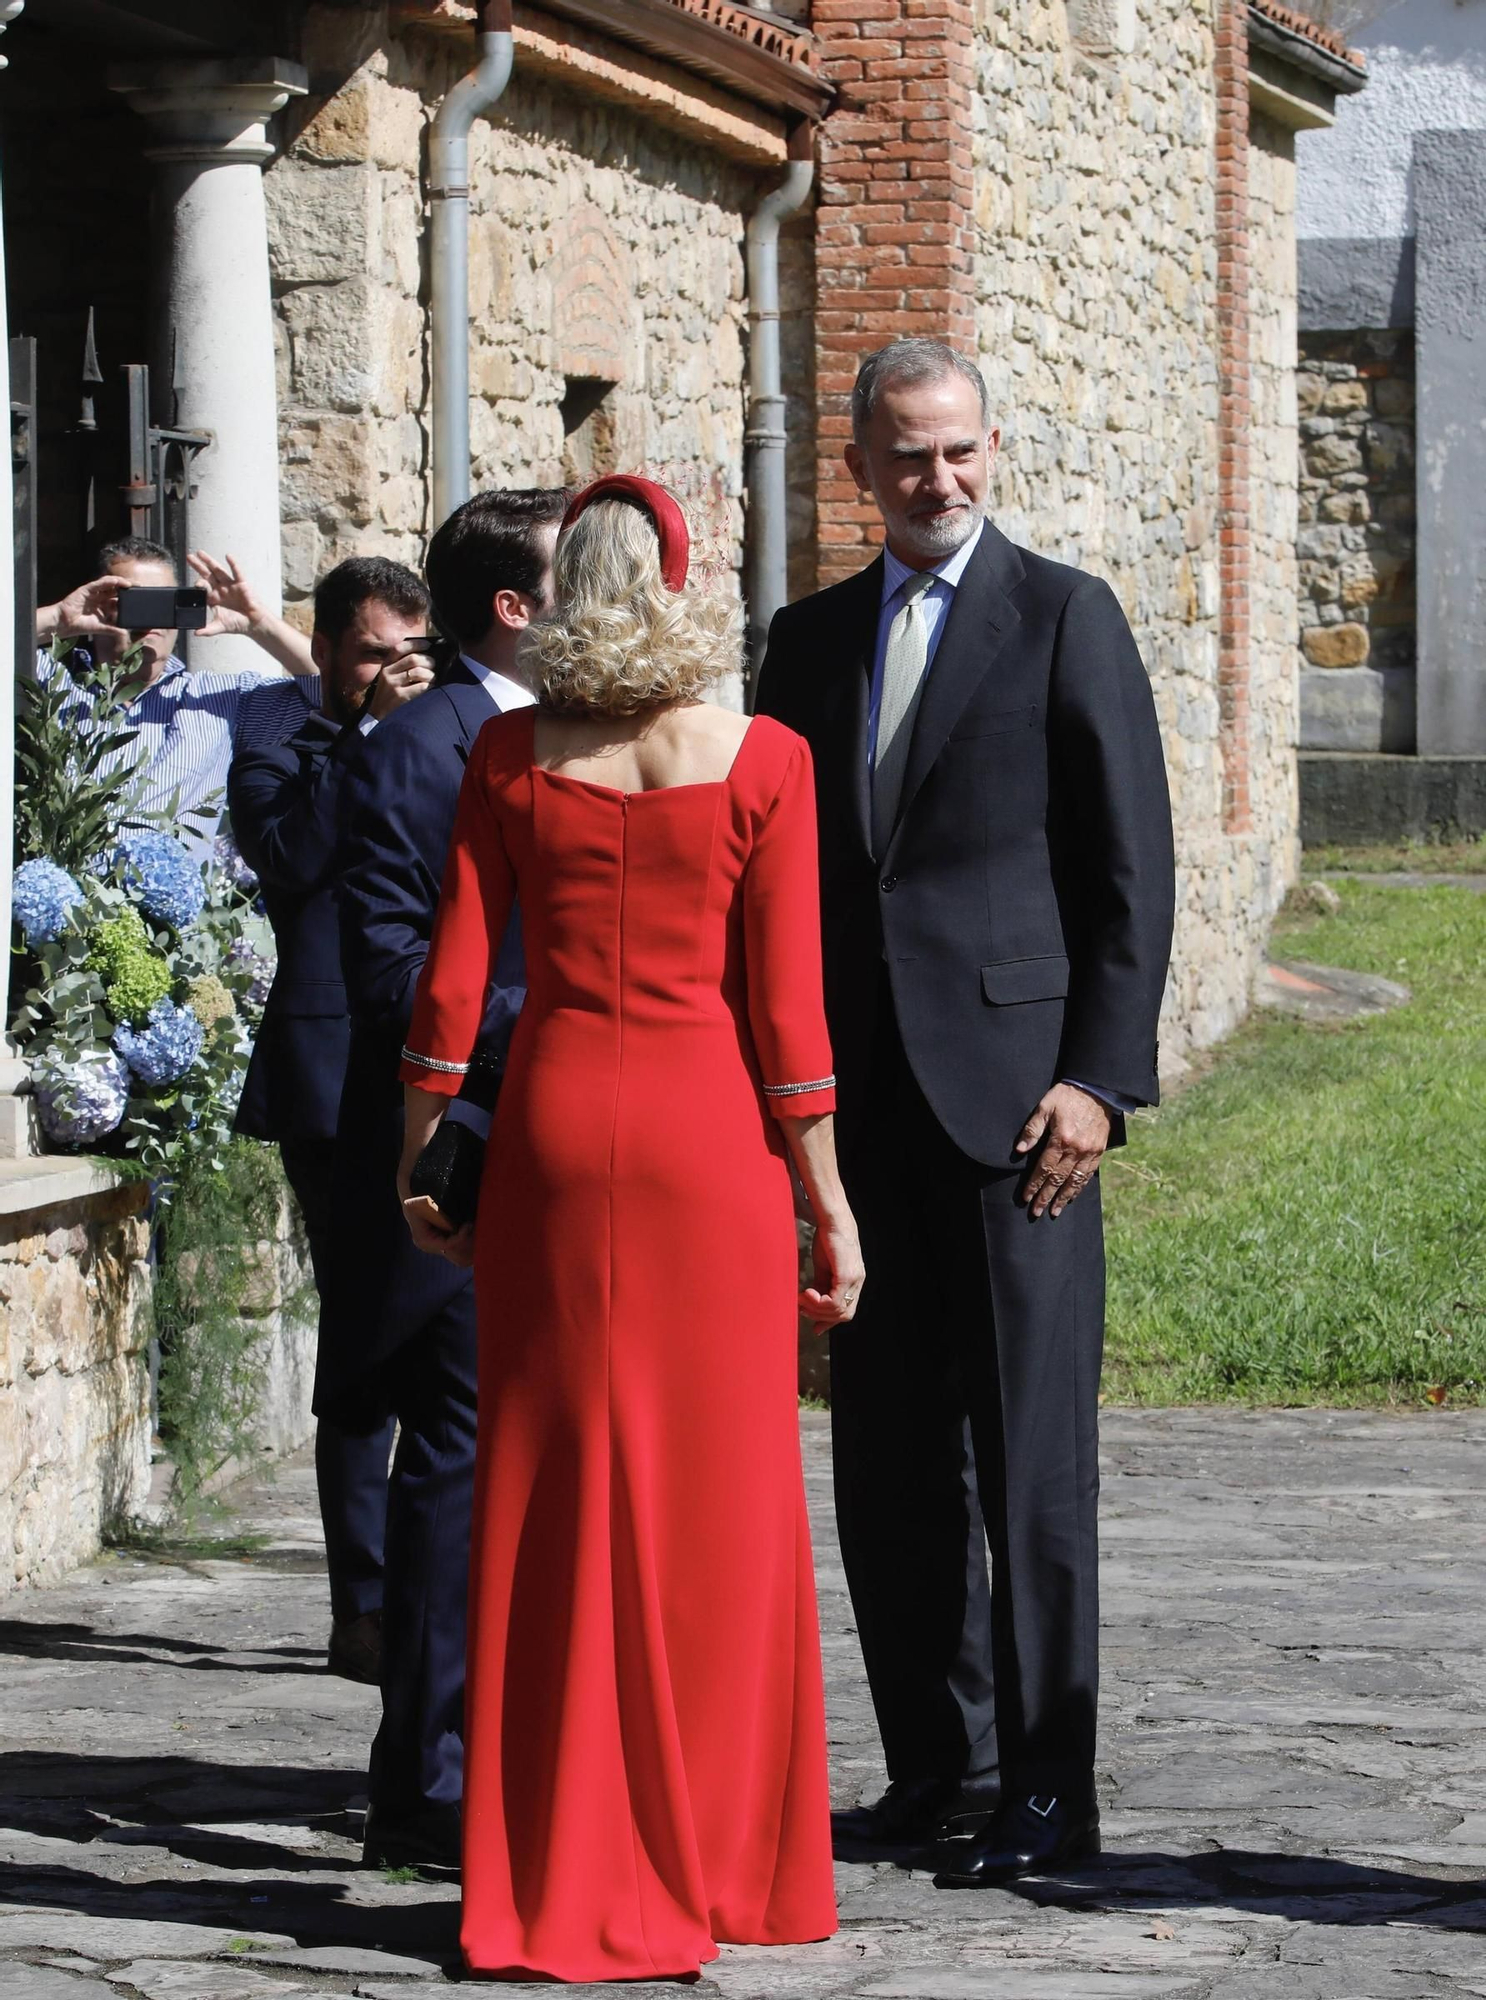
[1414,130,1486,758]
[110,58,307,675]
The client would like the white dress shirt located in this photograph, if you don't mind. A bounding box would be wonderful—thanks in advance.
[461,653,537,714]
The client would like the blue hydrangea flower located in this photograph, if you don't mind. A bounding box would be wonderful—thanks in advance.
[12,859,84,946]
[213,832,259,898]
[32,1051,131,1146]
[116,831,206,930]
[226,937,276,1010]
[112,996,205,1086]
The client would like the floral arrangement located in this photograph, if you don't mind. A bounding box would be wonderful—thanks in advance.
[9,642,275,1178]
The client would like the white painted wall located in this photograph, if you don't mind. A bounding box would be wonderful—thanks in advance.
[1297,0,1486,240]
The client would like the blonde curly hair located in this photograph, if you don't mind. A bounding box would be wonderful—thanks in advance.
[528,497,742,717]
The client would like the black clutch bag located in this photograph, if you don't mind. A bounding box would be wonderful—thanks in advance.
[408,1120,486,1231]
[407,1050,503,1231]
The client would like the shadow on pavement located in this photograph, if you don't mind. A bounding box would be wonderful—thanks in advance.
[0,1620,325,1673]
[1002,1845,1486,1929]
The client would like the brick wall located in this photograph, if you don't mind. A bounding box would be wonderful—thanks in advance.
[810,0,976,591]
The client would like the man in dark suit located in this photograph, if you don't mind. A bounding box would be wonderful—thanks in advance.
[755,339,1175,1885]
[230,558,436,1683]
[334,488,568,1871]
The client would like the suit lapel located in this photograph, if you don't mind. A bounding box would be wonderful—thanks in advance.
[820,557,882,862]
[891,524,1025,844]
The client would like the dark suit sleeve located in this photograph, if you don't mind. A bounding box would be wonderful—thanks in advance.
[752,604,803,727]
[1048,577,1175,1106]
[337,715,456,1039]
[337,704,525,1065]
[228,726,360,898]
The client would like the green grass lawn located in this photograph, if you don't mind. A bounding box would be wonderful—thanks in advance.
[1104,880,1486,1406]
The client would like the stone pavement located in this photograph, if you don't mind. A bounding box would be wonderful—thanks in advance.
[1,1408,1483,1998]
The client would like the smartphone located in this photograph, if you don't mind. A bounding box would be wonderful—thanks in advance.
[116,585,210,632]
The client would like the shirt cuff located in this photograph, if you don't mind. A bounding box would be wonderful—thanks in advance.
[358,712,378,736]
[1061,1077,1141,1116]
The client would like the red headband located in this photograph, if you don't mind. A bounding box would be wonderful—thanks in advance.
[560,475,690,593]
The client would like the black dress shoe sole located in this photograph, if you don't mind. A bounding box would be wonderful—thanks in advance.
[933,1829,1101,1887]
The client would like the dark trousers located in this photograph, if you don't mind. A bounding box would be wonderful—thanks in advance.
[831,997,1105,1803]
[278,1139,395,1625]
[367,1291,478,1816]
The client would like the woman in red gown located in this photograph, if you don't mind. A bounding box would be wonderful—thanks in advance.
[396,477,863,1982]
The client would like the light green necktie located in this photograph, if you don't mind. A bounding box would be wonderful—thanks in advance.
[872,570,934,854]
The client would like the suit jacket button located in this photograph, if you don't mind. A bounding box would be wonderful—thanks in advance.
[880,874,898,893]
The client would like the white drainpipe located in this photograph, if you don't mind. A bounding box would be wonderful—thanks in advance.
[430,0,514,528]
[745,132,815,691]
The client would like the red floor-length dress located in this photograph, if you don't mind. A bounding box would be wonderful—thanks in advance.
[399,708,839,1982]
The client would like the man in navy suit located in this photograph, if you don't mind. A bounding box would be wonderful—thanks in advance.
[335,488,568,1871]
[229,558,436,1684]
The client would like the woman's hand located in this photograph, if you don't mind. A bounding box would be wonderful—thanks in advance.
[400,1190,477,1267]
[800,1218,865,1329]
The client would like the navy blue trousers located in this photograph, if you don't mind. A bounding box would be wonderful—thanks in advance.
[279,1139,394,1624]
[366,1290,478,1815]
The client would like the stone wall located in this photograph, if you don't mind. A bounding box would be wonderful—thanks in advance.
[1247,114,1303,925]
[1297,327,1416,752]
[269,6,758,632]
[1,1166,317,1591]
[0,1181,152,1590]
[968,0,1299,1058]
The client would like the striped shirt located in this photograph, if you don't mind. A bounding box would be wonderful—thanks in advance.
[34,649,321,856]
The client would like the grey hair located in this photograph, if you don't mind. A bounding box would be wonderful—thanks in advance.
[850,339,991,443]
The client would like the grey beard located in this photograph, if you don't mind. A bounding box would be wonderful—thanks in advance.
[899,502,983,561]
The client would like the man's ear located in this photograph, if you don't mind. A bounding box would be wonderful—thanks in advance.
[492,588,535,633]
[310,630,331,676]
[844,441,870,497]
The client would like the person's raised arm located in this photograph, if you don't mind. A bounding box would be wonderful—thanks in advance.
[187,550,317,676]
[743,735,863,1327]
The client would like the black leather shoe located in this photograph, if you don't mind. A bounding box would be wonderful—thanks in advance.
[361,1800,461,1872]
[833,1777,1000,1862]
[327,1610,382,1686]
[932,1793,1100,1886]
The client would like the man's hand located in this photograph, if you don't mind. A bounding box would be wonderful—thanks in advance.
[1015,1083,1111,1219]
[187,549,265,637]
[366,653,436,721]
[188,549,317,675]
[36,576,127,644]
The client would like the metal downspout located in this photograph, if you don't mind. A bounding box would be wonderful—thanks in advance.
[744,127,815,699]
[430,0,514,527]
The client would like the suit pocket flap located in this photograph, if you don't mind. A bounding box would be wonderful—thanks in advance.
[981,955,1070,1005]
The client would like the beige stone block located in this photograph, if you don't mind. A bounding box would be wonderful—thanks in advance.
[281,421,377,530]
[1302,623,1370,668]
[1322,379,1368,415]
[295,80,373,165]
[281,282,379,418]
[267,158,372,287]
[280,519,322,599]
[370,84,426,173]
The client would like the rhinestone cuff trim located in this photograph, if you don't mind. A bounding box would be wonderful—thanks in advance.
[762,1075,836,1098]
[401,1046,470,1075]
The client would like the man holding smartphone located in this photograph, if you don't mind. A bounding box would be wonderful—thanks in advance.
[230,556,436,1687]
[33,535,320,853]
